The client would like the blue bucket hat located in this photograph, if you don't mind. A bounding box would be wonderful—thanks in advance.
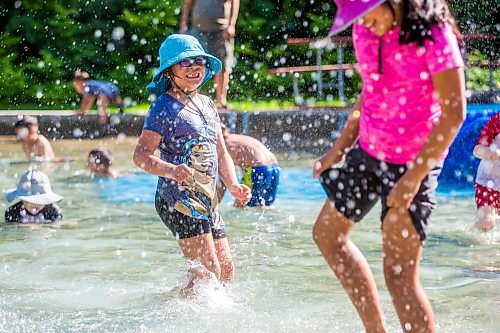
[146,34,222,97]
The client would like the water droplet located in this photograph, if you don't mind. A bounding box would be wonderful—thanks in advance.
[117,133,127,142]
[112,26,125,40]
[420,71,429,80]
[346,200,356,210]
[126,64,135,74]
[73,128,83,138]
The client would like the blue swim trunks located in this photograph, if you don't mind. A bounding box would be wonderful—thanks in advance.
[242,163,280,207]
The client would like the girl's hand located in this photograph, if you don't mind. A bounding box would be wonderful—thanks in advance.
[386,173,422,209]
[313,152,343,179]
[171,164,194,182]
[223,25,236,40]
[229,184,252,205]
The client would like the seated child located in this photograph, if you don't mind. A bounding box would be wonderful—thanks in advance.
[218,123,280,207]
[15,116,56,162]
[473,112,499,231]
[72,70,124,124]
[4,170,63,224]
[87,148,119,178]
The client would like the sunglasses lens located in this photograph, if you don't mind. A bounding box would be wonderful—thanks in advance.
[195,57,207,66]
[179,59,192,67]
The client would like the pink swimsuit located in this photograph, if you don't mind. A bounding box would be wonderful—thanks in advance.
[353,23,464,164]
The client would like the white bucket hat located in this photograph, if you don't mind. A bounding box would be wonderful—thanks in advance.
[5,170,63,205]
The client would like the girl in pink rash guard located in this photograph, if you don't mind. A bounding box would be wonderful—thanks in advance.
[313,1,466,332]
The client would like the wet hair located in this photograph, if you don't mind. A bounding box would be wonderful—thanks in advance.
[73,70,90,81]
[88,149,113,168]
[394,0,461,46]
[14,116,38,129]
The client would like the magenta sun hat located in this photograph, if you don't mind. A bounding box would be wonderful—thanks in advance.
[328,0,387,36]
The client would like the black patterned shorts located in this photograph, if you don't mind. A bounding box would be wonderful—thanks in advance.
[320,146,441,241]
[155,193,226,240]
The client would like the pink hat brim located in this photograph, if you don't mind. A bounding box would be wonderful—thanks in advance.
[328,0,387,36]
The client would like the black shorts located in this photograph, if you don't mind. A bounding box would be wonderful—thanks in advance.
[319,146,441,241]
[155,193,226,240]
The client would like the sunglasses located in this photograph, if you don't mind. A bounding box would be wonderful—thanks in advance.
[178,57,207,67]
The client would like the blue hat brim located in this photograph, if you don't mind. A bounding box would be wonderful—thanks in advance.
[147,51,222,96]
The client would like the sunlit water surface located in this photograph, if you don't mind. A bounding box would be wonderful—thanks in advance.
[0,136,498,333]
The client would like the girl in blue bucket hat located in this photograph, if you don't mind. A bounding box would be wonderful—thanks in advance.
[134,34,251,295]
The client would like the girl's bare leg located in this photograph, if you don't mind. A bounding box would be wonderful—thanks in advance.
[382,207,435,333]
[313,200,387,333]
[214,237,235,283]
[474,205,497,232]
[177,233,221,294]
[97,96,110,124]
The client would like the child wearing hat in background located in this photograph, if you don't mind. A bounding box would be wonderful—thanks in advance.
[133,34,251,295]
[4,169,63,224]
[313,1,466,332]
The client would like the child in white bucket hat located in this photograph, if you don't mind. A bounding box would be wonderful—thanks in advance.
[4,170,63,224]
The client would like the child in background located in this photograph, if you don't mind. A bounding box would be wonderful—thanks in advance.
[4,170,63,224]
[133,34,251,295]
[72,70,124,124]
[217,123,280,207]
[15,116,56,162]
[473,112,499,231]
[313,1,466,332]
[87,148,119,178]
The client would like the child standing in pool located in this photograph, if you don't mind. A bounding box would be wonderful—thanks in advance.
[313,1,465,332]
[133,34,251,294]
[473,112,499,232]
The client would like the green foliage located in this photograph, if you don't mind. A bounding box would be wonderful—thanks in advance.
[0,0,497,110]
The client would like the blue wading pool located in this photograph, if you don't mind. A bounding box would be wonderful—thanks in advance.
[0,104,498,332]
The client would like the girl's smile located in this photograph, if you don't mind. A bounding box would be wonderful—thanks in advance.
[186,72,202,80]
[168,60,206,93]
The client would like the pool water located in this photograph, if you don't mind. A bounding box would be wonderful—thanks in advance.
[0,135,498,333]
